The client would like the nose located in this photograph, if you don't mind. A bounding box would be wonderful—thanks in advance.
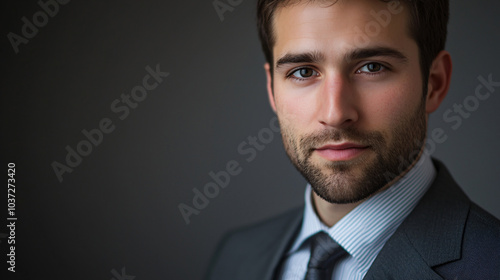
[317,74,359,128]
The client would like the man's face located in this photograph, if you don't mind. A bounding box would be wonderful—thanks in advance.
[268,0,428,204]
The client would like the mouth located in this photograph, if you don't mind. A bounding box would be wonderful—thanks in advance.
[314,143,369,161]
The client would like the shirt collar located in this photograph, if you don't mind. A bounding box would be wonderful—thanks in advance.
[289,152,436,265]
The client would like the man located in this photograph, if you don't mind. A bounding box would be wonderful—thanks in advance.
[206,0,500,279]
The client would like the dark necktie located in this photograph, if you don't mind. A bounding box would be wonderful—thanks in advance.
[304,231,348,280]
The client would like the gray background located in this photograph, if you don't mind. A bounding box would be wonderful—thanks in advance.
[2,1,499,279]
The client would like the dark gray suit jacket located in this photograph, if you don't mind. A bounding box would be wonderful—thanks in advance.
[205,160,500,279]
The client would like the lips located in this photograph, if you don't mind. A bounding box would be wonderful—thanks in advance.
[314,143,369,161]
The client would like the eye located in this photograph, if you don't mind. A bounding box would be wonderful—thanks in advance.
[289,67,319,79]
[356,63,385,74]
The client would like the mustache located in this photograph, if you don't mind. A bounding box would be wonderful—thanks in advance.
[299,127,385,154]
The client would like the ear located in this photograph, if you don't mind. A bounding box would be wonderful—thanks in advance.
[425,50,453,113]
[265,63,277,113]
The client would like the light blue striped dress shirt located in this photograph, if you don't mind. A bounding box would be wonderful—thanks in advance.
[280,152,436,280]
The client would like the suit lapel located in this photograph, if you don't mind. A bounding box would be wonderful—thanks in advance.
[363,232,444,280]
[259,209,303,280]
[364,160,470,279]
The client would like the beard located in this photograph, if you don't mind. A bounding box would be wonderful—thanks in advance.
[280,97,427,204]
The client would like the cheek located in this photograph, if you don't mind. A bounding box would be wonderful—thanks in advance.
[274,86,318,130]
[360,81,422,131]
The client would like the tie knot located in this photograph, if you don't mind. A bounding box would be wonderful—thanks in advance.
[305,231,347,280]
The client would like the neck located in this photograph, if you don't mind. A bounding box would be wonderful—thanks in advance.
[311,193,362,227]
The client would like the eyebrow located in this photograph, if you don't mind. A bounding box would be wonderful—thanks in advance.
[345,47,408,63]
[275,51,325,69]
[275,47,408,69]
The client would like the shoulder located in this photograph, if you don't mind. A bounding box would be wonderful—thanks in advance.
[213,206,302,259]
[366,159,500,279]
[224,207,303,245]
[431,159,500,246]
[434,202,500,278]
[463,202,500,257]
[205,206,303,279]
[468,202,500,233]
[428,160,500,277]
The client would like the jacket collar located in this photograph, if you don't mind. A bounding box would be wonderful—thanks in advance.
[364,159,470,279]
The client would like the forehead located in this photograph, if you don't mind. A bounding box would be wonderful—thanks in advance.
[272,0,414,61]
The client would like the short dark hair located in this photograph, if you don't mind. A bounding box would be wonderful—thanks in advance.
[257,0,449,87]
